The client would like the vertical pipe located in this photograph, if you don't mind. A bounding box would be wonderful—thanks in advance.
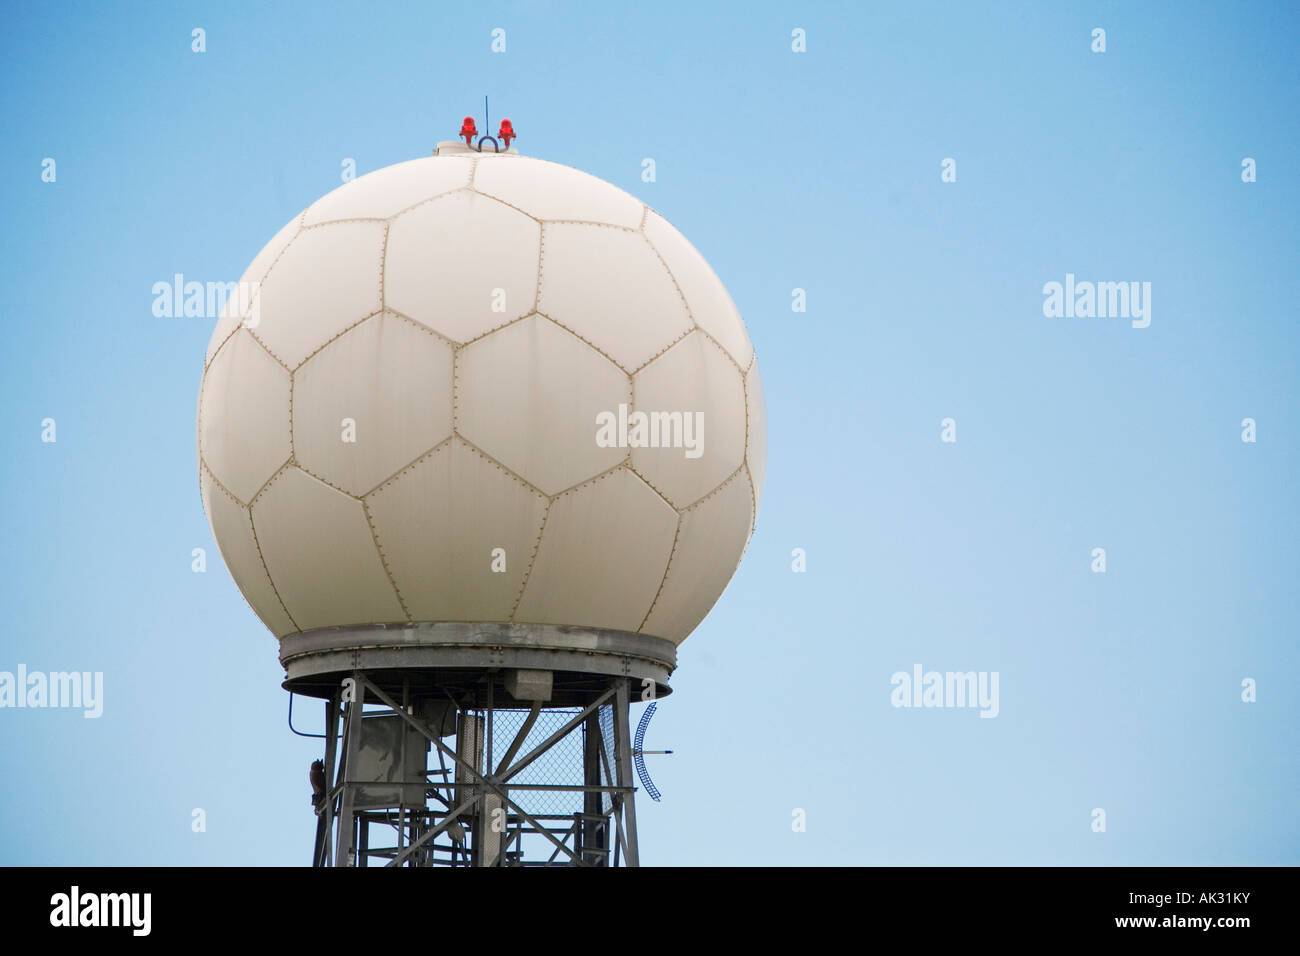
[582,711,605,865]
[335,670,363,867]
[320,691,339,867]
[613,678,640,867]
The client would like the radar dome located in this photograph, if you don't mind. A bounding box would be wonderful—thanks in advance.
[198,145,764,646]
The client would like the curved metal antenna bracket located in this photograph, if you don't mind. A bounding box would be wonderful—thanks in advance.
[632,702,662,802]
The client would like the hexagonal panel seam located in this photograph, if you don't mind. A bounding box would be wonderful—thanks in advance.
[464,188,543,226]
[204,319,250,376]
[693,325,750,380]
[507,497,552,622]
[743,363,762,508]
[196,368,208,481]
[640,223,755,377]
[386,184,475,226]
[478,155,642,215]
[246,496,303,635]
[198,332,291,495]
[248,328,293,374]
[377,221,390,311]
[682,462,748,515]
[467,155,480,189]
[545,455,638,504]
[451,434,550,500]
[293,459,365,502]
[623,462,681,513]
[534,227,693,374]
[538,219,639,233]
[200,458,245,508]
[629,324,695,377]
[287,367,296,461]
[361,497,412,622]
[631,331,749,507]
[533,219,545,314]
[227,326,291,378]
[638,465,753,638]
[531,310,640,377]
[383,307,464,349]
[743,366,755,455]
[636,511,683,633]
[249,458,296,510]
[450,345,459,433]
[639,228,697,325]
[360,434,456,501]
[290,308,385,372]
[743,460,758,540]
[441,310,533,351]
[248,219,387,370]
[300,216,389,233]
[204,219,305,373]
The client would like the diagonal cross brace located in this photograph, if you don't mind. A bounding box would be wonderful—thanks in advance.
[357,674,600,868]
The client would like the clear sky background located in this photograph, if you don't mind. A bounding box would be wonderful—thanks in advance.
[1,1,1296,865]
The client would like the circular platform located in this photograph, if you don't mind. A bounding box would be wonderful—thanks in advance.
[279,621,676,706]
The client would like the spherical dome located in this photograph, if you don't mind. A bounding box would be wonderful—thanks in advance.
[198,148,764,646]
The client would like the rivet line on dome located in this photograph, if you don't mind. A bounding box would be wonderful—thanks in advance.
[300,216,388,232]
[693,325,749,380]
[641,224,754,377]
[384,185,473,223]
[249,328,293,374]
[534,222,546,314]
[378,222,389,312]
[287,371,296,460]
[534,311,636,376]
[470,189,544,225]
[450,346,460,431]
[682,463,746,513]
[451,309,532,349]
[249,458,294,508]
[200,459,243,508]
[743,460,757,540]
[363,498,411,621]
[629,325,694,377]
[203,215,308,371]
[292,309,384,372]
[295,461,363,501]
[548,459,637,502]
[543,219,638,233]
[455,435,549,499]
[204,211,304,370]
[363,435,456,499]
[638,513,682,634]
[249,503,301,634]
[509,498,552,620]
[385,308,461,349]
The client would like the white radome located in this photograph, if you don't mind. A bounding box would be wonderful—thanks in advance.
[198,145,765,646]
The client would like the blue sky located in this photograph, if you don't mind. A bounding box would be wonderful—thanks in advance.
[1,0,1296,865]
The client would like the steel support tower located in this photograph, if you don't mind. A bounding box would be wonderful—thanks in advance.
[281,622,673,867]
